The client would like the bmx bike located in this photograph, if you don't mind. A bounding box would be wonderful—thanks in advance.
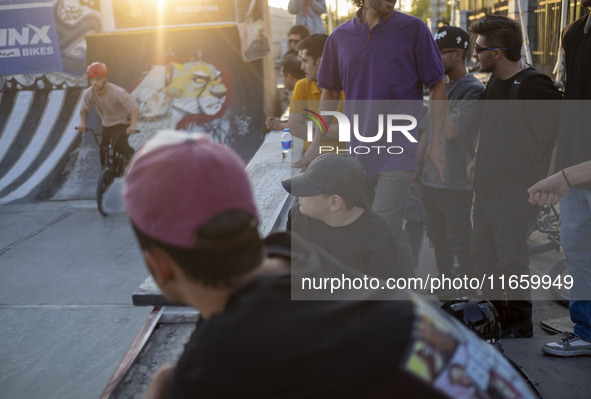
[77,127,133,216]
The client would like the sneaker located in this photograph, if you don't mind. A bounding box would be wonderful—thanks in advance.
[542,333,591,357]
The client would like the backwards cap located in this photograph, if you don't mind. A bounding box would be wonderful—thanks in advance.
[434,25,471,50]
[124,130,258,249]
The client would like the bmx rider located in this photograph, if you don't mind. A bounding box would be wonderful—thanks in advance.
[76,62,139,165]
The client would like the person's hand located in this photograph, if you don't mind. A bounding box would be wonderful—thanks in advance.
[411,169,422,188]
[146,364,175,399]
[294,147,320,168]
[466,158,476,182]
[528,172,569,206]
[75,125,87,133]
[528,190,561,206]
[426,143,446,182]
[126,126,137,135]
[266,117,281,131]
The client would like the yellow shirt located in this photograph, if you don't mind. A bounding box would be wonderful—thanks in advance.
[289,79,345,151]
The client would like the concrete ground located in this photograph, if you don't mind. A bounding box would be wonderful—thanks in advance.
[0,200,151,399]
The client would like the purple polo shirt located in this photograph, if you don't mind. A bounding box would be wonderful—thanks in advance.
[317,11,444,176]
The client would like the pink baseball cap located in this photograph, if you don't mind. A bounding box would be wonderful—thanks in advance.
[124,130,258,249]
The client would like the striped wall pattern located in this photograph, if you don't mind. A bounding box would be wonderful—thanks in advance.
[0,89,83,204]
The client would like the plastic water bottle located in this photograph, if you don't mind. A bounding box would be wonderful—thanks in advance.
[281,128,292,160]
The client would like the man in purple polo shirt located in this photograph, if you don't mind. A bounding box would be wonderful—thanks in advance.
[294,0,446,270]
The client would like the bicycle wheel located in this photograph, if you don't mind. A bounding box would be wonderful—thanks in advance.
[549,259,570,307]
[97,167,114,217]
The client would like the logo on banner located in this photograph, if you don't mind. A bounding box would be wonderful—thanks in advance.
[0,4,62,75]
[304,111,418,155]
[0,25,54,57]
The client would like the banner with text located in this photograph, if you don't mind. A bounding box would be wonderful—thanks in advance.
[112,0,236,29]
[0,1,63,76]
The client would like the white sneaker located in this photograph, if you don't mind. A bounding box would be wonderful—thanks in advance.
[542,333,591,357]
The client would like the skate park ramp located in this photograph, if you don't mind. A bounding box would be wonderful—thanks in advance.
[0,88,91,205]
[0,0,277,206]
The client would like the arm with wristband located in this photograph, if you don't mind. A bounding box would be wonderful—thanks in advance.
[528,160,591,205]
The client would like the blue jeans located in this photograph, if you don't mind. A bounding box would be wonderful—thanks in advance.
[363,170,414,272]
[560,187,591,341]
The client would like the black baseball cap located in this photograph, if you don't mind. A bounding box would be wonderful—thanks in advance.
[434,26,471,50]
[282,154,366,198]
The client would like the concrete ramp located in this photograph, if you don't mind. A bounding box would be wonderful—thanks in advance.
[0,88,83,205]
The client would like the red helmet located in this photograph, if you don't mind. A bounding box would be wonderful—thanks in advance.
[86,62,108,78]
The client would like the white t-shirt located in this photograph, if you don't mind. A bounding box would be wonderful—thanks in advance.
[81,82,138,127]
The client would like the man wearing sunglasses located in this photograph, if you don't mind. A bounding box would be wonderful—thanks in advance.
[287,24,310,52]
[468,15,562,339]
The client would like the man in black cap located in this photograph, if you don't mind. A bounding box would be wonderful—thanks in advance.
[418,25,484,298]
[283,153,413,279]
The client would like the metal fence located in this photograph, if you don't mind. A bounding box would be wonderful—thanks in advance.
[467,0,509,23]
[529,0,589,77]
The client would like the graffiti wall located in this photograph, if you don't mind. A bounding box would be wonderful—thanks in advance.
[0,0,272,161]
[0,0,273,203]
[86,26,266,158]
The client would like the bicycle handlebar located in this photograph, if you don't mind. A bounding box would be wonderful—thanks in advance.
[76,127,100,146]
[75,127,139,143]
[75,127,140,134]
[76,127,139,149]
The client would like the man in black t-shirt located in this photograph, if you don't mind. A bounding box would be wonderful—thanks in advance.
[468,16,562,339]
[122,130,537,399]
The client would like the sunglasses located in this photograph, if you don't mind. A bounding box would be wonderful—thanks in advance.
[288,39,300,44]
[474,43,508,53]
